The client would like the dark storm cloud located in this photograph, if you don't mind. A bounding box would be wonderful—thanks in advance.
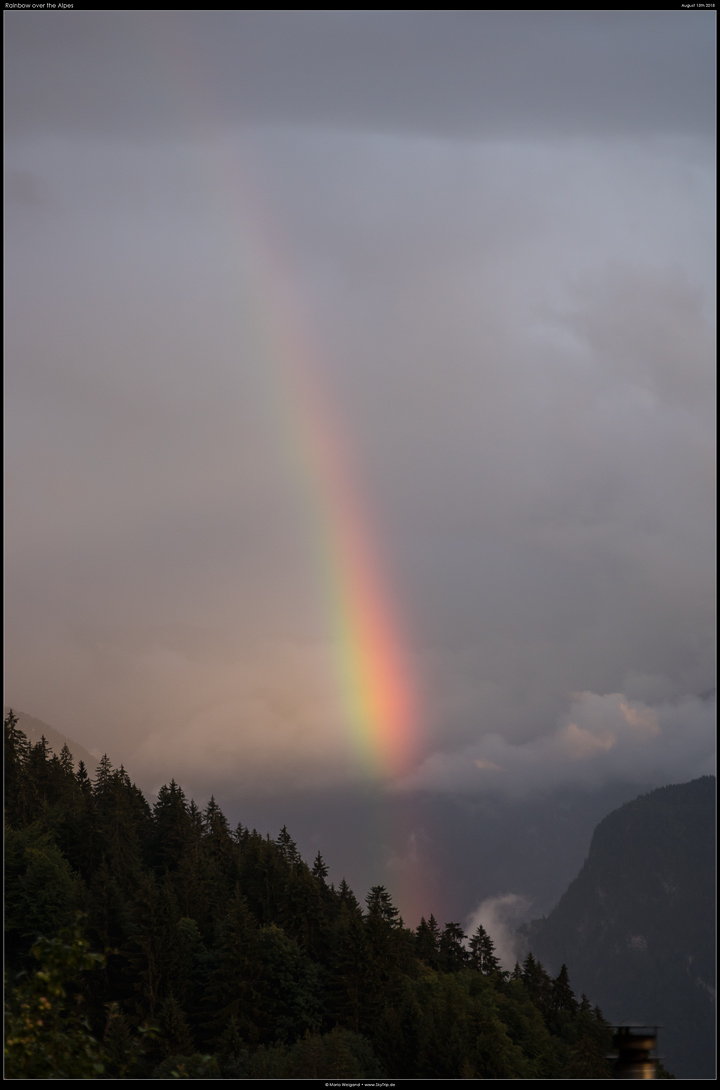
[5,11,715,141]
[4,14,715,802]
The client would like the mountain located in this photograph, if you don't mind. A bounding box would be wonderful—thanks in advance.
[522,777,716,1079]
[3,707,102,776]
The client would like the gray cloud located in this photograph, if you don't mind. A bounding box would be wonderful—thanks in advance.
[397,693,716,798]
[4,18,715,799]
[5,12,715,142]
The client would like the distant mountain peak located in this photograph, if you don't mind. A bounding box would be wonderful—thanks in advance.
[3,707,106,775]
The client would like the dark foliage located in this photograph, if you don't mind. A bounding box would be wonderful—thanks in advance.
[4,709,636,1078]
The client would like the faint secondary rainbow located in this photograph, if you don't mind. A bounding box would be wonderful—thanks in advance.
[147,21,418,780]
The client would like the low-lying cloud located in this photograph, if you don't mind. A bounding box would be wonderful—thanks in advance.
[398,692,715,797]
[465,893,532,971]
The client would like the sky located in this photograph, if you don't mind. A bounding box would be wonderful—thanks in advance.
[4,11,716,930]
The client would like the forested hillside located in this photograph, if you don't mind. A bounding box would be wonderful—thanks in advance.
[5,710,639,1079]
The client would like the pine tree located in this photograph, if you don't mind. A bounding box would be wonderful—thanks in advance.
[158,992,195,1057]
[312,851,329,882]
[102,1002,154,1079]
[363,886,414,1026]
[93,754,114,796]
[197,796,237,905]
[276,825,300,865]
[202,889,263,1042]
[88,766,150,892]
[76,761,92,797]
[215,1014,250,1075]
[551,964,577,1013]
[58,743,75,777]
[171,916,208,1013]
[4,709,29,825]
[337,878,361,914]
[327,900,373,1035]
[278,859,330,956]
[203,797,234,861]
[203,796,229,838]
[124,871,181,1019]
[189,799,203,830]
[439,922,469,972]
[102,1004,135,1076]
[254,923,323,1043]
[152,781,192,872]
[62,761,98,880]
[522,952,553,1013]
[415,916,440,967]
[469,924,501,975]
[365,886,400,926]
[24,736,55,819]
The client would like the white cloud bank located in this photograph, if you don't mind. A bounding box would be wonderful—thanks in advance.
[397,691,715,797]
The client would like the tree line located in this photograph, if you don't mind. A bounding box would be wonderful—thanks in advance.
[5,709,621,1078]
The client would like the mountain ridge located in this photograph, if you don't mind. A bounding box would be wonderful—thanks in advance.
[521,776,715,1079]
[3,707,106,776]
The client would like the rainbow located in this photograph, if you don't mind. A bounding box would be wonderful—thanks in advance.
[255,251,417,780]
[147,20,418,781]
